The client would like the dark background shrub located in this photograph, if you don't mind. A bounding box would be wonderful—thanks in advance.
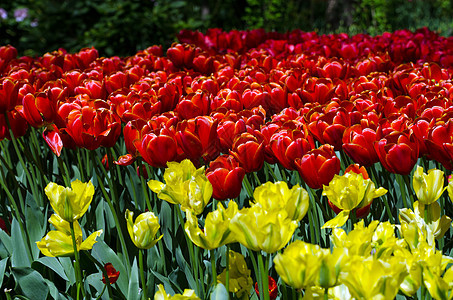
[1,0,453,57]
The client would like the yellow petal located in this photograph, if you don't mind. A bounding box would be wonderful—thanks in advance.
[79,229,103,251]
[322,210,350,229]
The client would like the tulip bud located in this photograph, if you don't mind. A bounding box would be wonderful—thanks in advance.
[125,209,162,249]
[412,165,446,205]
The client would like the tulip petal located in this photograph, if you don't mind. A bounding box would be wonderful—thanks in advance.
[322,210,350,229]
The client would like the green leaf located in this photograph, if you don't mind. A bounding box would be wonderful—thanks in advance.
[85,273,107,300]
[0,257,8,289]
[127,258,140,300]
[91,240,128,293]
[58,257,76,286]
[25,199,46,260]
[210,283,228,300]
[44,278,68,300]
[11,267,49,300]
[160,201,173,251]
[35,256,69,281]
[0,228,12,257]
[11,218,31,268]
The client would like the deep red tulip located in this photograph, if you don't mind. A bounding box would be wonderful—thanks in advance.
[206,154,245,200]
[75,47,98,70]
[230,132,265,173]
[102,263,120,285]
[175,116,220,165]
[216,118,248,153]
[426,120,453,170]
[58,101,121,150]
[294,144,341,189]
[135,126,179,168]
[176,90,211,119]
[0,109,28,141]
[269,127,315,170]
[0,78,21,114]
[374,130,419,175]
[42,124,76,157]
[166,43,195,69]
[342,124,380,167]
[255,276,278,300]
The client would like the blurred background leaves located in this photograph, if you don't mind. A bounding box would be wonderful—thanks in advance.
[1,0,453,58]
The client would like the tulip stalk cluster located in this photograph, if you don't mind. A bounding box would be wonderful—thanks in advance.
[0,28,452,299]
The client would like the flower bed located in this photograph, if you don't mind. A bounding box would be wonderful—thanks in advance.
[0,27,452,299]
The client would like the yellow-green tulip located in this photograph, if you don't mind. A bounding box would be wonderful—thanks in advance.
[217,250,253,299]
[36,214,102,257]
[302,285,352,300]
[154,284,200,300]
[148,159,212,215]
[423,266,453,300]
[330,220,378,257]
[229,204,298,253]
[340,256,408,300]
[252,181,309,222]
[274,240,345,290]
[399,201,451,246]
[322,172,387,229]
[413,165,446,205]
[44,180,95,222]
[185,201,238,250]
[125,209,163,249]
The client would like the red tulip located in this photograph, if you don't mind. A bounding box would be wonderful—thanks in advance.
[176,90,211,119]
[0,109,28,140]
[374,130,419,175]
[269,127,315,170]
[255,276,278,300]
[102,263,120,285]
[175,116,220,165]
[342,124,379,167]
[206,154,245,200]
[426,120,453,170]
[135,126,179,168]
[58,101,121,150]
[294,144,341,189]
[42,124,76,157]
[230,132,265,173]
[166,43,195,69]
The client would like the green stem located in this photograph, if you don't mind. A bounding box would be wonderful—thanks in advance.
[70,222,86,299]
[90,151,131,273]
[210,249,217,287]
[324,288,329,300]
[248,249,260,297]
[138,159,153,212]
[243,174,254,198]
[139,249,147,300]
[397,174,410,209]
[84,251,113,299]
[225,245,230,294]
[258,252,270,300]
[403,174,415,206]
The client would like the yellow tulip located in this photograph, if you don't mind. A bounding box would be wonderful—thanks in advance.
[399,201,451,246]
[340,256,407,300]
[322,172,387,229]
[36,214,102,257]
[217,250,253,299]
[330,220,378,257]
[44,180,95,222]
[274,240,345,290]
[154,284,200,300]
[413,165,446,205]
[423,266,453,300]
[184,201,238,250]
[302,285,352,300]
[252,181,309,222]
[148,159,212,215]
[125,209,163,249]
[229,204,298,253]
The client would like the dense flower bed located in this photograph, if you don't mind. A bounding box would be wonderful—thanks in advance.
[0,28,452,299]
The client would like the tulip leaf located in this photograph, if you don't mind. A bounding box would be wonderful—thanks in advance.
[58,257,76,286]
[127,258,140,300]
[85,273,107,300]
[0,228,12,256]
[160,201,173,251]
[44,278,68,300]
[91,240,128,293]
[10,218,31,268]
[150,269,182,294]
[0,257,8,289]
[35,256,69,281]
[210,283,228,300]
[25,196,47,260]
[11,267,49,300]
[175,246,196,290]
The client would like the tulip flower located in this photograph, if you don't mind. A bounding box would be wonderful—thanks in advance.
[102,263,120,285]
[230,132,265,173]
[44,180,95,222]
[423,266,453,300]
[252,181,309,222]
[330,220,379,257]
[254,276,278,300]
[184,201,238,250]
[154,284,200,300]
[322,172,387,228]
[125,209,162,250]
[36,214,102,257]
[294,144,341,190]
[274,240,345,290]
[342,124,380,167]
[148,159,213,215]
[217,250,253,299]
[340,256,408,300]
[412,165,446,205]
[374,130,419,175]
[229,204,298,253]
[206,154,245,200]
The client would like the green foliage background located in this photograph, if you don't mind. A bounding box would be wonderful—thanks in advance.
[1,0,453,57]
